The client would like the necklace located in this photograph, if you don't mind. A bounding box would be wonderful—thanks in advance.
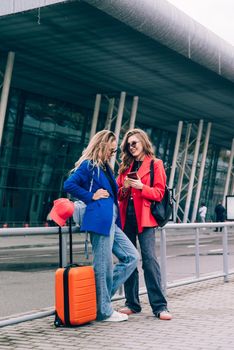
[100,163,107,171]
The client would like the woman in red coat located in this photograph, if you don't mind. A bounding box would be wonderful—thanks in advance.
[117,128,172,320]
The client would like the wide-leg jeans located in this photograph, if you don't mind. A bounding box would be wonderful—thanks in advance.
[124,215,168,315]
[90,205,139,320]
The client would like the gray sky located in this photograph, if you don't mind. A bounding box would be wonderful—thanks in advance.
[167,0,234,46]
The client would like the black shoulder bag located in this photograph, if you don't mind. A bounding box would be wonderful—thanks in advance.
[150,160,174,227]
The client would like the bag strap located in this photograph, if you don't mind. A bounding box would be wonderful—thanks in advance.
[65,168,94,264]
[83,170,94,260]
[150,159,176,204]
[150,159,154,187]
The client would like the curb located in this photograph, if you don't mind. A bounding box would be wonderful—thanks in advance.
[0,307,55,328]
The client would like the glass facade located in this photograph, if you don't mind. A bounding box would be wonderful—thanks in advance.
[0,89,92,226]
[0,88,232,226]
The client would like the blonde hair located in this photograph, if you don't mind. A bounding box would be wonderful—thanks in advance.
[73,130,116,171]
[119,128,156,174]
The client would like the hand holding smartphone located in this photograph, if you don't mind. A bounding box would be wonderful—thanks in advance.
[127,171,138,180]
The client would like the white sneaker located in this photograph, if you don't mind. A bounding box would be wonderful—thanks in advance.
[103,310,128,322]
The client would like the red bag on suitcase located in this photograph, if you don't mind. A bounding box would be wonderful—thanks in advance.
[54,219,97,327]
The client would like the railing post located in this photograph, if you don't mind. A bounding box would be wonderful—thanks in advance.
[160,228,167,294]
[222,225,229,282]
[195,228,200,278]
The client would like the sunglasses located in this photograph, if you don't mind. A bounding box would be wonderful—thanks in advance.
[110,148,117,154]
[127,141,141,149]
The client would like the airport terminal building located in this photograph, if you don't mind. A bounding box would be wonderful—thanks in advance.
[0,0,234,226]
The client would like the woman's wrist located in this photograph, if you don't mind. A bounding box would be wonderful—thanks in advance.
[122,186,129,193]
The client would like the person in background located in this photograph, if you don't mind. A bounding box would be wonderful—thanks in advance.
[198,202,207,223]
[214,200,226,232]
[64,130,139,322]
[117,128,172,321]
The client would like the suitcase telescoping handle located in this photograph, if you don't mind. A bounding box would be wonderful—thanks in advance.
[69,217,73,265]
[59,226,62,268]
[58,217,73,268]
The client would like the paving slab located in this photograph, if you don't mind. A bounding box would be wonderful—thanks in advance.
[0,276,234,349]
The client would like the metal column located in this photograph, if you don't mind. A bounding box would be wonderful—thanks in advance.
[129,96,139,129]
[105,97,115,130]
[175,123,192,215]
[231,175,234,195]
[183,120,203,222]
[111,92,126,167]
[114,92,126,142]
[0,52,15,147]
[223,138,234,205]
[90,94,101,140]
[191,122,211,222]
[168,121,183,189]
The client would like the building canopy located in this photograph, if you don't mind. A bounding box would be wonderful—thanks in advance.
[0,0,234,147]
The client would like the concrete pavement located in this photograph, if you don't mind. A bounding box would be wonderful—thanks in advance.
[0,276,234,350]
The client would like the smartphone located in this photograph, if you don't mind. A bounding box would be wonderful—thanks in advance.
[127,171,138,180]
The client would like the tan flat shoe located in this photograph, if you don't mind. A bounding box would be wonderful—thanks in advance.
[118,307,136,315]
[156,310,172,320]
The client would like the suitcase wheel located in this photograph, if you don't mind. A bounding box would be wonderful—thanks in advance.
[54,312,63,328]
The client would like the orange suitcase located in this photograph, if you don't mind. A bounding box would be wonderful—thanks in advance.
[54,220,96,327]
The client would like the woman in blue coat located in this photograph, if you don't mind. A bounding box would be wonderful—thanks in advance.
[64,130,139,322]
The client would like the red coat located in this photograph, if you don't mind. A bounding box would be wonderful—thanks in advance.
[117,156,166,233]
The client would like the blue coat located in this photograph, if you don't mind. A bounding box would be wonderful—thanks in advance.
[63,160,121,236]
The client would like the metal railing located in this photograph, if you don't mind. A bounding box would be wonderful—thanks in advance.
[0,221,234,326]
[159,222,234,292]
[1,222,234,284]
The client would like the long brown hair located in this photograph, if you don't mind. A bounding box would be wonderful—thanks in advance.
[119,128,156,174]
[73,130,116,171]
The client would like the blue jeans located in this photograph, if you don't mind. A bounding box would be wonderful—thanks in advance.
[90,205,139,320]
[124,214,168,315]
